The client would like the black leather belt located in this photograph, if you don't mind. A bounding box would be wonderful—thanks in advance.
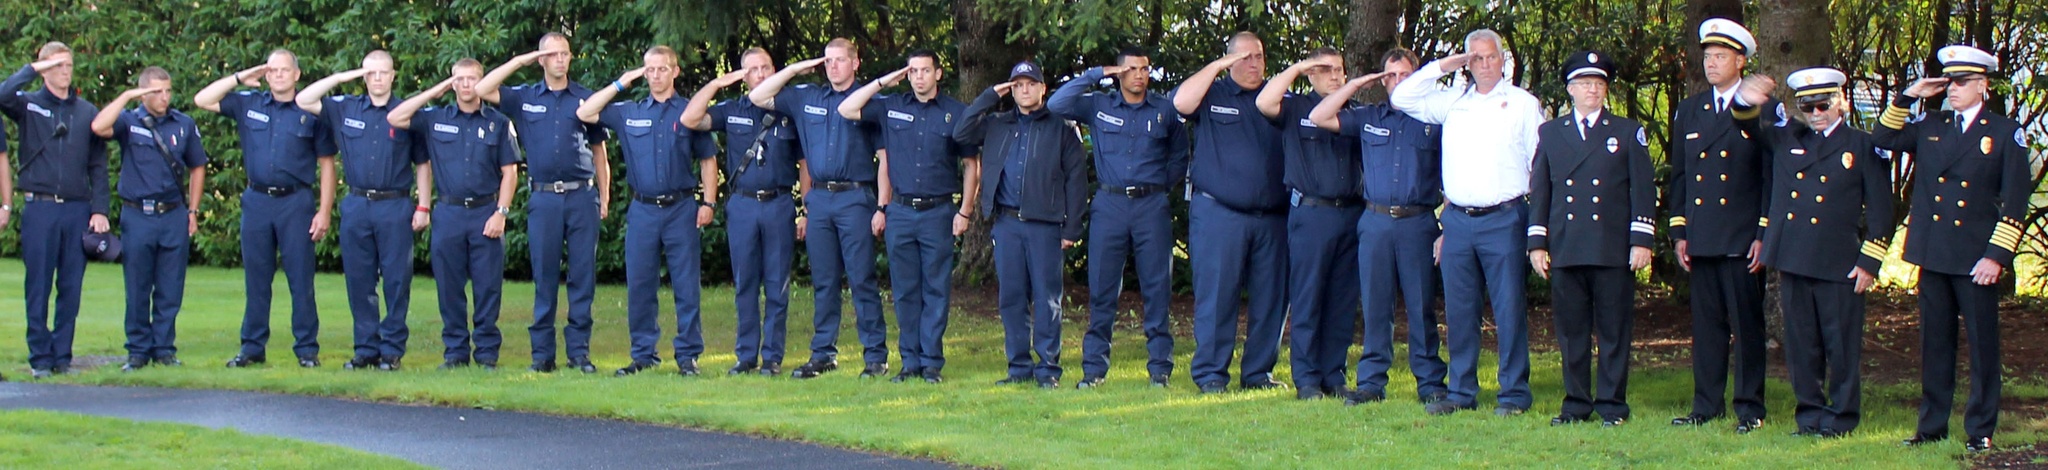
[1366,201,1431,219]
[820,180,870,192]
[635,192,696,208]
[735,188,786,201]
[1297,195,1364,208]
[440,196,497,208]
[351,188,410,201]
[24,192,70,203]
[1451,199,1522,217]
[1107,184,1164,198]
[899,195,954,211]
[251,185,302,197]
[123,198,182,215]
[531,180,592,193]
[995,206,1026,220]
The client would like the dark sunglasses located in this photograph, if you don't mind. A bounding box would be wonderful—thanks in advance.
[1797,101,1833,113]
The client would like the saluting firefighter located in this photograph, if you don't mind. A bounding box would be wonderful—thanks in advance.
[1731,67,1895,438]
[1877,45,2032,453]
[1528,51,1655,428]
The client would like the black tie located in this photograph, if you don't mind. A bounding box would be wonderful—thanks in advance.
[1582,117,1593,140]
[1957,112,1967,134]
[1717,97,1728,114]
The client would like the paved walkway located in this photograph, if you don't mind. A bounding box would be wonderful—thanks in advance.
[0,383,953,469]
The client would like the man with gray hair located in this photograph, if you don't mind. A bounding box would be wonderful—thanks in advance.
[1389,29,1543,416]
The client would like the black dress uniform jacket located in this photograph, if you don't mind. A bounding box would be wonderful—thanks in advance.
[1873,97,2032,275]
[1528,112,1655,267]
[1734,103,1895,281]
[953,89,1089,241]
[1667,92,1772,255]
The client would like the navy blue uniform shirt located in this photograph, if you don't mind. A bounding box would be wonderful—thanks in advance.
[597,95,717,195]
[775,83,878,182]
[861,93,974,197]
[415,105,521,201]
[1047,67,1189,189]
[498,82,607,183]
[1273,92,1361,200]
[1339,104,1442,207]
[708,98,803,192]
[220,90,335,189]
[2,65,111,213]
[1178,79,1283,211]
[109,108,208,200]
[322,95,424,191]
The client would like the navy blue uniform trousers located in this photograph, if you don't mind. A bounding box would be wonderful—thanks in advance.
[1286,202,1361,391]
[1188,194,1288,387]
[1081,192,1176,379]
[803,187,886,364]
[238,189,320,359]
[624,200,704,364]
[432,205,505,363]
[1354,210,1449,398]
[339,195,414,361]
[122,206,191,360]
[728,195,796,368]
[887,202,955,374]
[1438,203,1532,409]
[22,199,89,370]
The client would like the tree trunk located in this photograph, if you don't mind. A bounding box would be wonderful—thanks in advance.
[1752,0,1834,349]
[1344,0,1401,102]
[950,0,1031,287]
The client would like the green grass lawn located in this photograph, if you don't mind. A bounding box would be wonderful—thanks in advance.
[0,409,426,469]
[0,263,2027,468]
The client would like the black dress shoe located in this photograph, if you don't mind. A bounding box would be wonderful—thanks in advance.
[1295,387,1325,400]
[727,362,758,376]
[570,358,597,374]
[1818,427,1846,438]
[1075,376,1106,389]
[1900,433,1947,446]
[1425,401,1473,416]
[1343,389,1386,406]
[791,360,837,379]
[614,361,658,377]
[890,370,919,383]
[1419,390,1450,404]
[51,364,69,375]
[1791,426,1823,437]
[1669,413,1720,426]
[478,361,498,371]
[530,360,558,373]
[154,355,182,367]
[1550,413,1591,426]
[343,357,377,370]
[377,359,401,371]
[1964,436,1992,453]
[121,356,150,373]
[1735,417,1763,434]
[439,359,471,370]
[298,357,321,368]
[29,369,51,379]
[676,359,700,377]
[1240,380,1289,391]
[1320,386,1342,398]
[759,365,782,377]
[1037,378,1059,389]
[858,362,888,378]
[1149,372,1170,388]
[1197,382,1228,394]
[225,354,266,368]
[994,376,1034,386]
[922,372,943,384]
[1601,416,1627,427]
[1494,404,1527,417]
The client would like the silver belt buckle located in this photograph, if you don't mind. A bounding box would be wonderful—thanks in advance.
[143,200,158,213]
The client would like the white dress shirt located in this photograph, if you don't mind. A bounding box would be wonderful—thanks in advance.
[1389,60,1545,208]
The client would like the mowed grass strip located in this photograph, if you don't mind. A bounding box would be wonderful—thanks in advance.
[0,264,2025,468]
[0,409,428,469]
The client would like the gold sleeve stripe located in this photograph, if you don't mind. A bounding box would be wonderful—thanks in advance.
[1669,216,1687,227]
[1757,217,1769,228]
[1880,104,1912,130]
[1862,240,1889,259]
[1732,105,1761,121]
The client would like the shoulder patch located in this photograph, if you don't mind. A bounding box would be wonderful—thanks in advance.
[1636,127,1648,147]
[793,84,814,89]
[329,95,346,102]
[1907,112,1926,124]
[1772,104,1789,128]
[2019,129,2028,147]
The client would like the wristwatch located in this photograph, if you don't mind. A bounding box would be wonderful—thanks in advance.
[496,206,511,216]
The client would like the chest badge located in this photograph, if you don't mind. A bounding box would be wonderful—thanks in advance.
[478,128,486,140]
[1842,152,1854,169]
[1981,136,1994,155]
[1604,136,1619,154]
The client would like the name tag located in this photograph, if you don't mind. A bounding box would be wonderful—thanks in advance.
[433,123,460,134]
[1360,124,1391,136]
[887,110,915,122]
[1209,105,1240,116]
[625,118,653,128]
[727,116,755,126]
[1790,148,1806,155]
[1684,132,1699,140]
[1298,118,1317,128]
[521,103,548,114]
[803,105,827,116]
[129,126,154,138]
[343,118,367,130]
[1095,112,1125,127]
[25,102,51,118]
[246,110,270,123]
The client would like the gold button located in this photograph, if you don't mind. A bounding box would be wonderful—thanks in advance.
[1720,174,1728,181]
[1592,196,1601,203]
[1797,172,1805,179]
[1568,214,1575,220]
[1696,198,1704,206]
[1791,191,1800,199]
[1935,195,1943,202]
[1720,150,1729,158]
[1955,220,1963,226]
[1810,217,1818,224]
[1592,179,1601,186]
[1696,174,1704,182]
[1566,196,1575,203]
[1939,176,1947,183]
[1787,212,1795,220]
[1566,179,1574,186]
[1815,195,1825,203]
[1934,214,1942,221]
[1958,200,1967,208]
[1699,152,1708,159]
[1962,181,1970,188]
[1719,198,1727,205]
[1820,176,1828,183]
